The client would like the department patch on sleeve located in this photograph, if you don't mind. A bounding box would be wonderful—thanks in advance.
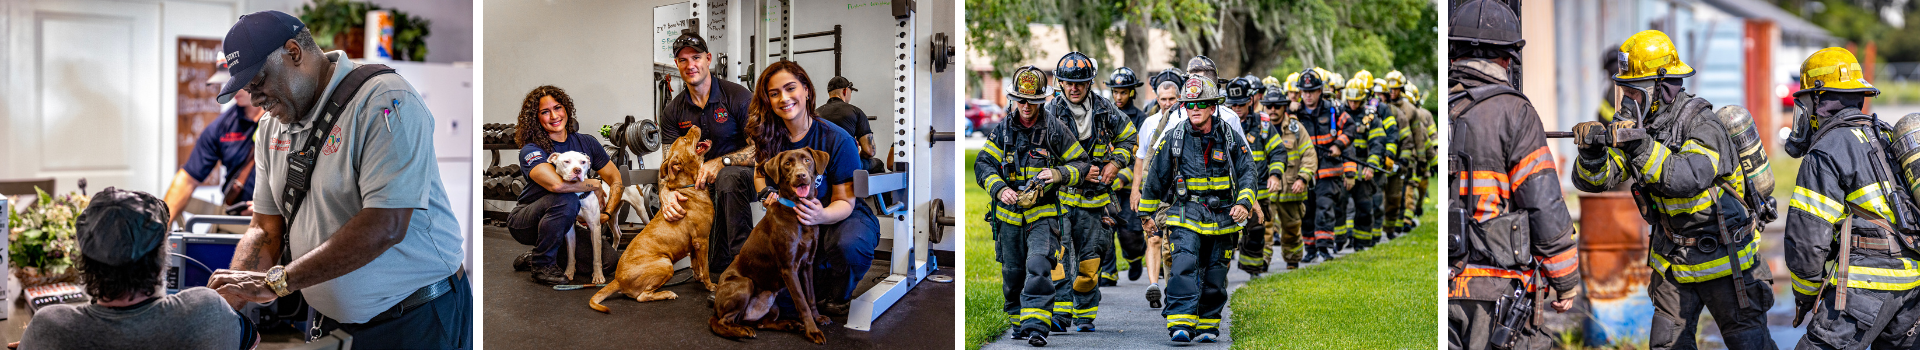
[523,150,544,165]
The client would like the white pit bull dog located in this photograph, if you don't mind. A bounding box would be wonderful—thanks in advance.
[549,151,607,284]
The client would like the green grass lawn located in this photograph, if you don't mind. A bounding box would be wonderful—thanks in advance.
[963,148,1439,349]
[1227,201,1438,349]
[962,149,1010,349]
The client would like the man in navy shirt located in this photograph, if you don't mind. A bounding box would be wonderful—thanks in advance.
[816,76,877,170]
[656,32,761,280]
[164,75,262,224]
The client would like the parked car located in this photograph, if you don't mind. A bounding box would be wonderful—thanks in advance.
[966,99,1004,137]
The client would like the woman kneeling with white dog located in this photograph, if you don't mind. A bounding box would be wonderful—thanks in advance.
[508,85,625,285]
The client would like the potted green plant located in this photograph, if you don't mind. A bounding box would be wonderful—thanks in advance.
[8,188,87,288]
[296,0,433,61]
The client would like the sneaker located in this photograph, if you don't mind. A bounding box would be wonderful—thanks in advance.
[1074,323,1096,332]
[1287,262,1299,269]
[1099,278,1117,287]
[1196,333,1218,343]
[1146,284,1163,309]
[1027,330,1049,347]
[1170,329,1192,342]
[513,252,535,272]
[531,265,568,285]
[1049,317,1068,333]
[1009,327,1029,340]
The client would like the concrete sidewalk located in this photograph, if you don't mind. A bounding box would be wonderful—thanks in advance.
[982,241,1365,349]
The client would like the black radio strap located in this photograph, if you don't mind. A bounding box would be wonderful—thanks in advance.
[278,64,395,262]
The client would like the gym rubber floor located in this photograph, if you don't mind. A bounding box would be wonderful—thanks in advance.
[481,226,955,349]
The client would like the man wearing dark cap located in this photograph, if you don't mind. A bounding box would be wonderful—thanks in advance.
[18,187,252,350]
[202,10,469,348]
[816,76,880,173]
[653,31,761,280]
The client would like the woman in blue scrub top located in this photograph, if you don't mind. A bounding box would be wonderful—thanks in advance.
[746,60,879,315]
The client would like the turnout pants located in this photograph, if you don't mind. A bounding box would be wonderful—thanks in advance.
[1648,259,1777,350]
[1269,199,1306,265]
[1351,180,1382,248]
[996,217,1063,335]
[1313,179,1349,251]
[1237,197,1280,272]
[1448,298,1552,350]
[1054,205,1107,326]
[1100,191,1146,284]
[1164,225,1234,336]
[1384,173,1408,238]
[1798,254,1920,350]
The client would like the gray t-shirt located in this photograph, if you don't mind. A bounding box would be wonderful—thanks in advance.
[252,51,464,323]
[1134,106,1244,160]
[19,287,243,350]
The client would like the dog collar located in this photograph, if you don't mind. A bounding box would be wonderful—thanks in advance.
[776,197,799,208]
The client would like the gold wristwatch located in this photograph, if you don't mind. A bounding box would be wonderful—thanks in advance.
[266,265,292,297]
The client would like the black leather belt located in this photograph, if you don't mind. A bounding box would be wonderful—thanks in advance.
[361,271,461,324]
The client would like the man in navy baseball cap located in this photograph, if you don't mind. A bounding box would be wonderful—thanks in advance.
[215,10,332,125]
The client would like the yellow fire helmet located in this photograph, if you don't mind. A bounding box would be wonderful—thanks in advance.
[1284,72,1301,93]
[1325,71,1344,94]
[1407,84,1423,103]
[1615,30,1695,82]
[1352,70,1374,88]
[1262,76,1280,88]
[1796,47,1878,97]
[1383,70,1405,89]
[1343,78,1369,101]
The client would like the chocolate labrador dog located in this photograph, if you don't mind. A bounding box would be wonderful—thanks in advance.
[589,127,715,312]
[709,148,832,344]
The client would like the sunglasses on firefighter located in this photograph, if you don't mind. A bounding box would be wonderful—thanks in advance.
[1183,101,1216,110]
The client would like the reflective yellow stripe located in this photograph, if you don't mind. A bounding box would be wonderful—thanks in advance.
[1063,142,1087,161]
[1196,318,1221,330]
[1655,188,1715,215]
[1847,259,1920,291]
[1577,149,1622,185]
[1167,314,1198,328]
[1678,140,1720,175]
[1792,186,1845,224]
[1138,198,1162,212]
[1237,189,1256,205]
[1020,308,1052,324]
[1792,272,1822,296]
[1640,141,1672,183]
[1649,238,1760,283]
[1186,177,1234,191]
[984,141,1006,162]
[1274,191,1309,202]
[1058,191,1112,207]
[1053,301,1072,313]
[982,175,1006,192]
[994,204,1063,225]
[1847,182,1899,224]
[1164,215,1244,235]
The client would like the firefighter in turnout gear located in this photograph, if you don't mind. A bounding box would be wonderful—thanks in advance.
[1224,77,1285,276]
[1783,47,1920,350]
[1137,75,1258,343]
[1445,3,1582,349]
[976,66,1092,347]
[1570,30,1777,350]
[1103,66,1149,287]
[1044,52,1137,332]
[1294,68,1350,263]
[1262,79,1318,270]
[1383,70,1432,238]
[1339,73,1400,251]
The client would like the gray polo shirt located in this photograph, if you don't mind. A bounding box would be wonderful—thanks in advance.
[19,288,244,350]
[251,51,463,323]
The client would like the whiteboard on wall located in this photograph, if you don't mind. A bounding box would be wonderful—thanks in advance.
[654,2,693,66]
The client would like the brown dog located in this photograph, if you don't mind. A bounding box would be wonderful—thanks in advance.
[588,127,717,312]
[710,148,832,344]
